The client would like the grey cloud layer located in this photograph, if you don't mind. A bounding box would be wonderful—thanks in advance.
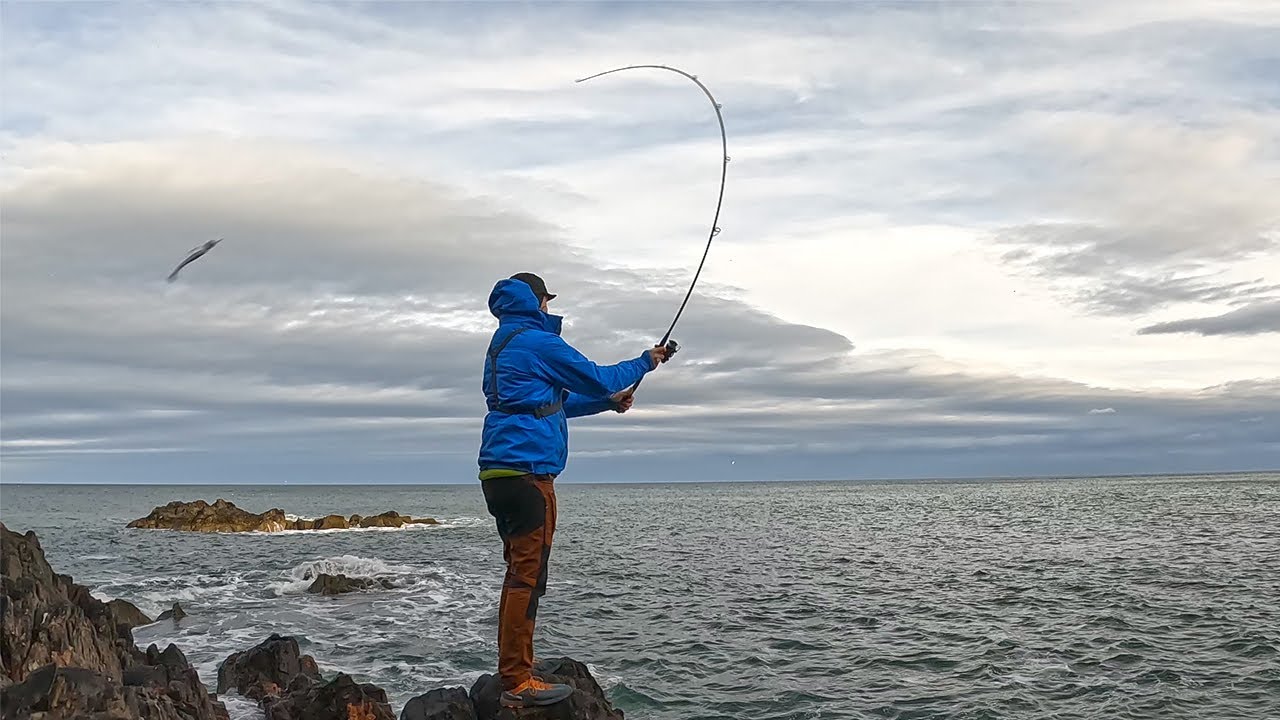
[1139,301,1280,336]
[3,142,1276,482]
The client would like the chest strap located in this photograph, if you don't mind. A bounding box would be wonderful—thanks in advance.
[487,328,564,419]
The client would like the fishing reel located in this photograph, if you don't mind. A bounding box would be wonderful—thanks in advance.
[661,339,679,362]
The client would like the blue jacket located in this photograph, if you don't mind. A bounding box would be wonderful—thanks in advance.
[478,278,654,477]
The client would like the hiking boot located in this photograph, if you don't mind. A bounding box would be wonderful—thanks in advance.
[500,677,573,708]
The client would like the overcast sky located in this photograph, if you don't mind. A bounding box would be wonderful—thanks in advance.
[2,1,1277,485]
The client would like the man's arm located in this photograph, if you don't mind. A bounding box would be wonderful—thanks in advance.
[533,335,660,399]
[563,392,616,418]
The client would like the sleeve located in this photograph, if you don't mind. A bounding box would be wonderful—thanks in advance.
[563,392,616,418]
[532,335,653,399]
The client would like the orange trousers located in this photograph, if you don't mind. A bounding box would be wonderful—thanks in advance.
[481,473,557,690]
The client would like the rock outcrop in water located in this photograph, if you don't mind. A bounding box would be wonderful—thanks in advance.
[217,634,394,720]
[0,522,229,720]
[216,633,323,701]
[107,598,154,630]
[156,602,187,623]
[126,499,439,533]
[307,573,397,595]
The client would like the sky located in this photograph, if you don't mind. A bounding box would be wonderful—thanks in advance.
[1,0,1277,485]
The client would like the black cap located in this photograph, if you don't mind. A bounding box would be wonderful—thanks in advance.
[510,272,556,301]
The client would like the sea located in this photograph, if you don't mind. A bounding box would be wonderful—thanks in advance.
[1,473,1278,720]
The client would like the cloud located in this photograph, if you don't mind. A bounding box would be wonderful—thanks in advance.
[2,2,1278,482]
[993,113,1280,316]
[1138,300,1280,336]
[3,138,1277,482]
[1089,408,1117,414]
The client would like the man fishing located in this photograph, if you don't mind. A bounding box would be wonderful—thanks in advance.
[478,272,669,708]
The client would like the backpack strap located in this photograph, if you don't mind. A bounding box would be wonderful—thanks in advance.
[486,328,563,418]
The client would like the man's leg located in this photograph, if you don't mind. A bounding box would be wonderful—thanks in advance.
[481,474,568,706]
[527,475,557,630]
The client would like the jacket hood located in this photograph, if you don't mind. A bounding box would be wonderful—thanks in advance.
[488,278,562,335]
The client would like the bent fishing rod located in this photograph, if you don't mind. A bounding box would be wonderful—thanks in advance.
[574,64,729,394]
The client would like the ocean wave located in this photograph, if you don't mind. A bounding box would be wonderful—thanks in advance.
[268,555,417,595]
[248,516,487,536]
[92,572,254,618]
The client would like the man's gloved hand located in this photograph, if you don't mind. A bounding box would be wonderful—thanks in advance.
[610,389,635,413]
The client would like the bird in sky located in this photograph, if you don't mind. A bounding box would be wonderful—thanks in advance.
[167,238,223,282]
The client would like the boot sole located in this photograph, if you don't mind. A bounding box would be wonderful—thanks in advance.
[500,693,572,708]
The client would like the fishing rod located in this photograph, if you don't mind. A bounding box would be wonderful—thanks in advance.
[574,65,729,394]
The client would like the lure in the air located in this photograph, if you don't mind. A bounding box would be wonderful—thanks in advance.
[167,238,222,282]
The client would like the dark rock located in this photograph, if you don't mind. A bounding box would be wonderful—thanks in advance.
[357,511,409,528]
[469,658,623,720]
[2,523,130,681]
[315,514,349,530]
[216,633,323,701]
[400,687,476,720]
[122,663,167,687]
[306,574,396,595]
[1,664,131,719]
[156,602,187,622]
[108,598,154,630]
[264,672,395,720]
[354,512,439,529]
[0,522,227,720]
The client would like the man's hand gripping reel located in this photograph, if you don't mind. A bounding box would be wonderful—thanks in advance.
[624,339,679,396]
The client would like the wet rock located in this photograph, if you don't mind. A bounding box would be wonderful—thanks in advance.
[127,499,290,533]
[1,664,130,719]
[315,514,349,530]
[401,658,622,720]
[264,672,395,720]
[471,658,623,720]
[357,511,410,528]
[156,602,187,622]
[216,633,323,701]
[355,511,440,529]
[108,598,154,630]
[306,573,396,595]
[1,522,130,681]
[0,522,227,720]
[399,687,476,720]
[127,500,435,532]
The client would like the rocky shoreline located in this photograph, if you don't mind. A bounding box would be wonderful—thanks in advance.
[1,522,626,719]
[126,499,439,533]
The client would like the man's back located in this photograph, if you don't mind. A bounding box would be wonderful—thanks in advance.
[478,276,654,477]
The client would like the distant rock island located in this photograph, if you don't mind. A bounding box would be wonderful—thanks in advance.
[126,499,439,533]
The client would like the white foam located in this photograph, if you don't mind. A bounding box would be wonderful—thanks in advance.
[587,663,623,691]
[219,693,264,720]
[268,555,417,595]
[435,516,488,529]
